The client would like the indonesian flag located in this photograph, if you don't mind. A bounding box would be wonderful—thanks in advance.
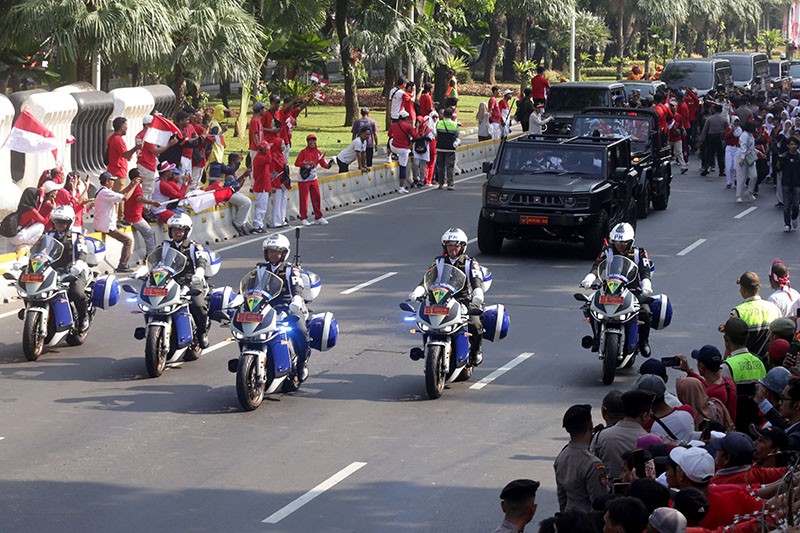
[4,110,60,160]
[143,115,182,147]
[310,72,320,83]
[314,92,325,102]
[181,188,220,213]
[319,79,328,87]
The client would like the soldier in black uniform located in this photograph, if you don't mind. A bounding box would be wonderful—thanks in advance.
[409,228,485,366]
[580,222,654,356]
[47,205,90,331]
[161,213,210,348]
[253,233,311,382]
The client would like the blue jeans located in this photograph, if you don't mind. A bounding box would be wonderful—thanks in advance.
[783,184,800,225]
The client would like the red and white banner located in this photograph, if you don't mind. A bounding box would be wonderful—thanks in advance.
[3,110,60,160]
[143,115,182,147]
[784,2,800,47]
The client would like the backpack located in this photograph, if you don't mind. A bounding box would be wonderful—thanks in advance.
[0,211,20,238]
[413,137,429,154]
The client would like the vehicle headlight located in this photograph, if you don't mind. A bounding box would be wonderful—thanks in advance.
[486,191,510,206]
[231,330,245,340]
[138,304,150,312]
[420,324,429,331]
[17,288,28,298]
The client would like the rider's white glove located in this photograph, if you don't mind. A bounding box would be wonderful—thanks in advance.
[191,267,205,286]
[580,273,596,289]
[409,286,425,301]
[471,287,484,306]
[289,295,307,317]
[70,260,88,277]
[641,278,653,296]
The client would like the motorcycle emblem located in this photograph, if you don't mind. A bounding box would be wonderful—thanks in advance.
[153,271,167,286]
[606,279,622,294]
[246,295,263,311]
[432,288,447,303]
[30,259,44,273]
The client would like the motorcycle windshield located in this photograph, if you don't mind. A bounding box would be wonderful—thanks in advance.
[423,263,467,293]
[29,234,64,267]
[146,247,187,277]
[598,255,639,285]
[239,268,284,302]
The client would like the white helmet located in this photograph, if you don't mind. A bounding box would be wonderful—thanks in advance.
[51,205,75,227]
[262,234,291,256]
[167,213,193,239]
[609,222,635,247]
[441,227,468,254]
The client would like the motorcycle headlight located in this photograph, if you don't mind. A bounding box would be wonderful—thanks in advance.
[231,330,245,340]
[138,304,150,312]
[420,324,429,331]
[590,311,604,320]
[17,288,28,298]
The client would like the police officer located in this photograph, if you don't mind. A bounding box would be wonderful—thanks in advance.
[47,205,91,331]
[730,272,781,358]
[409,228,485,366]
[580,222,654,357]
[554,404,609,512]
[253,233,311,382]
[493,479,540,533]
[161,213,210,348]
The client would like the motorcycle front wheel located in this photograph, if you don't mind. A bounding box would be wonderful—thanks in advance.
[22,311,45,361]
[425,344,445,399]
[236,353,265,411]
[602,332,621,385]
[145,325,168,378]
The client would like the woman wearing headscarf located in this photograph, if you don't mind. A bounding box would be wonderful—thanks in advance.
[724,116,742,190]
[8,187,50,250]
[206,104,228,169]
[676,376,734,431]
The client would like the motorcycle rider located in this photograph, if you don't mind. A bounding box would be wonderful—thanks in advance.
[46,205,91,331]
[160,213,210,348]
[409,228,485,366]
[252,233,312,382]
[580,222,654,357]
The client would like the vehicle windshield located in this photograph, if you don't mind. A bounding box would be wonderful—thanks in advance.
[239,268,284,301]
[725,57,753,82]
[498,144,605,176]
[546,88,609,112]
[573,116,651,150]
[29,234,64,266]
[791,64,800,78]
[597,255,639,285]
[423,263,466,293]
[146,247,187,276]
[661,63,712,90]
[770,63,780,77]
[622,83,657,97]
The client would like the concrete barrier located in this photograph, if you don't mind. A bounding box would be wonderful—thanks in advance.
[69,90,115,179]
[19,92,79,189]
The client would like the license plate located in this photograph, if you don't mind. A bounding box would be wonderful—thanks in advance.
[520,215,549,225]
[237,312,263,323]
[424,305,449,316]
[143,287,168,297]
[20,273,44,283]
[598,295,624,305]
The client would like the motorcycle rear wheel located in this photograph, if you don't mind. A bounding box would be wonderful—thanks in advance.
[602,333,620,385]
[237,353,265,411]
[425,344,445,399]
[145,325,168,378]
[22,311,45,361]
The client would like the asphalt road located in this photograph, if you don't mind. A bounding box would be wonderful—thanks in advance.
[0,162,793,532]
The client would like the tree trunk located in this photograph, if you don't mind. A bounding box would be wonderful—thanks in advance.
[335,0,359,127]
[220,79,231,108]
[131,64,141,87]
[503,14,523,81]
[433,64,448,107]
[174,62,186,110]
[484,9,506,83]
[618,0,625,61]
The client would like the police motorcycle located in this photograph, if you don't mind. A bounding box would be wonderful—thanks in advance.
[400,263,509,399]
[3,233,119,361]
[573,256,672,385]
[210,229,338,411]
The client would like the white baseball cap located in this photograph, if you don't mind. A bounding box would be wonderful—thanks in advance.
[669,447,714,483]
[41,181,63,194]
[398,110,410,118]
[142,115,154,124]
[648,507,687,533]
[503,89,514,96]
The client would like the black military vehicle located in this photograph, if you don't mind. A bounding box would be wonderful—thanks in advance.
[478,134,639,256]
[572,107,672,217]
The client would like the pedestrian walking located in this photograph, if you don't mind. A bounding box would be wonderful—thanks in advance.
[737,121,759,202]
[779,137,800,231]
[488,86,503,139]
[388,110,416,193]
[668,102,689,174]
[724,116,741,189]
[410,116,435,188]
[698,104,727,177]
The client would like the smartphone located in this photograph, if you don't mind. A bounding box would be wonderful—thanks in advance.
[660,356,681,367]
[632,449,647,479]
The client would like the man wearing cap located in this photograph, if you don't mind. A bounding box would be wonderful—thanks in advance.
[388,110,416,194]
[135,115,177,200]
[249,102,266,163]
[646,507,686,533]
[493,479,539,533]
[730,272,781,358]
[592,389,654,480]
[754,366,793,430]
[499,89,515,138]
[554,404,608,512]
[250,139,273,234]
[767,260,800,316]
[295,134,332,226]
[751,425,789,467]
[640,359,682,408]
[351,107,378,167]
[94,172,136,273]
[678,345,738,422]
[636,374,694,443]
[151,162,188,224]
[721,316,767,430]
[710,431,785,485]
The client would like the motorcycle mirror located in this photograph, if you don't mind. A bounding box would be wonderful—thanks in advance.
[399,302,415,313]
[2,272,17,281]
[122,283,137,294]
[573,293,590,302]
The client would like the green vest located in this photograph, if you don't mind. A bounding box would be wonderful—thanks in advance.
[733,298,781,355]
[724,351,767,383]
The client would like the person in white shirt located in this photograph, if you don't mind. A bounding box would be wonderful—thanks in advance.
[389,77,408,121]
[768,260,800,317]
[335,129,369,173]
[94,172,137,272]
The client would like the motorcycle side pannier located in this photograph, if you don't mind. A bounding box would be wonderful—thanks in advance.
[650,294,673,330]
[209,286,236,318]
[92,275,120,309]
[482,304,510,342]
[300,269,322,302]
[84,236,106,267]
[308,312,338,351]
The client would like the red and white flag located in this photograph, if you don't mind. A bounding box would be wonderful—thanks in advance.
[314,92,325,102]
[310,72,320,83]
[3,110,60,160]
[143,115,182,147]
[319,79,328,87]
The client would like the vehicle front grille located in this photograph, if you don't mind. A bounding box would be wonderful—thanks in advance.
[509,194,589,209]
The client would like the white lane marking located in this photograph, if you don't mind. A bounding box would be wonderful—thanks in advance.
[0,308,21,319]
[341,272,398,295]
[0,437,5,441]
[469,352,535,390]
[467,237,477,244]
[203,339,234,354]
[215,173,483,254]
[676,238,707,256]
[262,461,367,524]
[734,207,757,219]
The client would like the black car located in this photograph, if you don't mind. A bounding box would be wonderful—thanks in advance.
[572,107,672,217]
[545,82,626,135]
[478,134,639,256]
[768,60,791,96]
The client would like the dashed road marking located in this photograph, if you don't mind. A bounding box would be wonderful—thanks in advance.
[341,272,398,295]
[469,352,535,390]
[676,239,707,256]
[734,206,757,219]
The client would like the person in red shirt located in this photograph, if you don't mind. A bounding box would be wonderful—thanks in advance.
[669,101,689,174]
[269,139,290,229]
[151,162,189,224]
[122,168,159,255]
[294,134,332,225]
[37,168,63,188]
[249,101,266,162]
[250,139,273,233]
[136,114,177,200]
[403,81,417,124]
[419,83,433,118]
[388,110,417,193]
[488,86,503,139]
[278,95,307,162]
[176,110,201,182]
[261,95,282,144]
[54,172,92,233]
[677,346,738,422]
[676,92,691,161]
[652,92,673,135]
[530,66,551,104]
[106,116,140,223]
[709,431,785,486]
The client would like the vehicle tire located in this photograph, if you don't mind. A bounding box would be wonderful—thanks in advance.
[22,311,45,361]
[145,325,168,378]
[652,186,670,210]
[425,344,445,399]
[477,217,503,255]
[236,353,265,411]
[583,209,608,258]
[636,179,651,219]
[183,342,202,362]
[602,332,621,385]
[455,364,473,382]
